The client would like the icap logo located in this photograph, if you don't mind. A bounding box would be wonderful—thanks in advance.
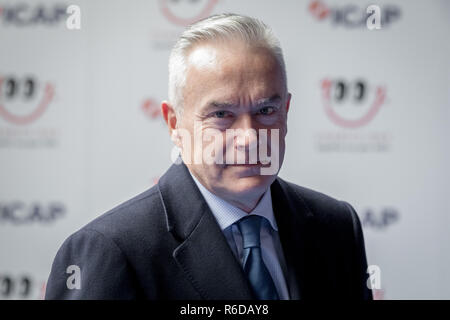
[159,0,219,26]
[362,207,399,230]
[308,0,401,29]
[321,78,386,129]
[0,3,68,27]
[0,75,54,125]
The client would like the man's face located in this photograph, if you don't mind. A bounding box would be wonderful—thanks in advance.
[174,41,291,209]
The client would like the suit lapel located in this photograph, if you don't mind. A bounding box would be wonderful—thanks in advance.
[271,178,315,300]
[157,162,315,300]
[157,162,253,299]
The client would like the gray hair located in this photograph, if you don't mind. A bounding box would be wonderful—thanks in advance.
[168,13,288,117]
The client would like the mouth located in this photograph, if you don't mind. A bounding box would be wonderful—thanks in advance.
[225,161,270,168]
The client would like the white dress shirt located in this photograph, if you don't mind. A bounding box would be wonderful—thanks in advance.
[189,172,291,300]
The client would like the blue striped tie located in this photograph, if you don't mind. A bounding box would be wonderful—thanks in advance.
[237,215,279,300]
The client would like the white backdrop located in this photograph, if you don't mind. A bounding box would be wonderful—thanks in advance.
[0,0,449,299]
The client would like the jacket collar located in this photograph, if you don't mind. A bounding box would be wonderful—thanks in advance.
[270,177,315,299]
[157,162,253,299]
[157,161,315,300]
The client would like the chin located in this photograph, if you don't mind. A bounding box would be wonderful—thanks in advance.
[224,169,275,196]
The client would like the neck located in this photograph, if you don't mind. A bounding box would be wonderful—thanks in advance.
[188,170,268,213]
[223,192,265,213]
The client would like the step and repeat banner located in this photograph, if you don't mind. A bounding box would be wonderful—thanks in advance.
[0,0,449,299]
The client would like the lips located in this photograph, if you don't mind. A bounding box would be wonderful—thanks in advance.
[226,161,269,167]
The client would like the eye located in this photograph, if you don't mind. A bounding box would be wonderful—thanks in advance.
[259,106,276,115]
[213,110,232,118]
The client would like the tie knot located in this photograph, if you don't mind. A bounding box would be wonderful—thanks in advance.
[237,215,262,248]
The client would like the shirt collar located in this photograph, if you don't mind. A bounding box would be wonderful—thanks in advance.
[189,170,279,232]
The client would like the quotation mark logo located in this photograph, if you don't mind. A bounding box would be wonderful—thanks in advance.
[66,265,81,290]
[321,78,386,129]
[0,75,55,125]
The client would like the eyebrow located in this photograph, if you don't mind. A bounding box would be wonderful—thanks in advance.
[205,94,282,110]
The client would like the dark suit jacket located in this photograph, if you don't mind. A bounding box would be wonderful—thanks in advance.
[45,162,373,300]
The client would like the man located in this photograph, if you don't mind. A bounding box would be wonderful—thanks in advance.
[45,13,372,300]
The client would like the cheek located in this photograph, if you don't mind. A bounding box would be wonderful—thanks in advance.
[257,115,280,127]
[264,125,286,145]
[203,118,234,130]
[258,112,287,129]
[204,164,227,185]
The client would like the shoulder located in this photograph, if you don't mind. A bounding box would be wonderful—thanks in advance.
[69,184,166,249]
[46,186,166,299]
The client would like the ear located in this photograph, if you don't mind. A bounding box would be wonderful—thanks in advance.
[284,92,291,136]
[162,101,184,149]
[161,100,178,136]
[285,92,292,113]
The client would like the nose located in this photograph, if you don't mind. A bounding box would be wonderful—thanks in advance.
[233,113,258,154]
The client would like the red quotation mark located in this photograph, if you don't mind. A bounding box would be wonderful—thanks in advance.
[141,98,161,120]
[309,0,330,20]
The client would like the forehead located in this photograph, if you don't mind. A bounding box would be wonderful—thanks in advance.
[184,41,285,107]
[186,40,281,78]
[187,46,218,70]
